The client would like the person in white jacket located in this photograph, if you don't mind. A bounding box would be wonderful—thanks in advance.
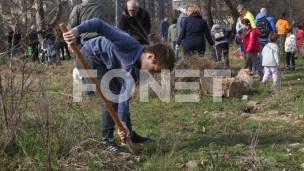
[284,28,296,70]
[261,32,279,86]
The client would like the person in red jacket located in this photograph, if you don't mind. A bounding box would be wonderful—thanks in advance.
[295,25,304,59]
[242,18,263,81]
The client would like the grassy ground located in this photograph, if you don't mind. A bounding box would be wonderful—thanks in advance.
[1,49,304,170]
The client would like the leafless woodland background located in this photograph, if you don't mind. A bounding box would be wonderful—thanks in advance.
[0,0,304,54]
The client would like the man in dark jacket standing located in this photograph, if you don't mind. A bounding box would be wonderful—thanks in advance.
[159,15,169,43]
[7,26,21,58]
[29,25,39,62]
[118,0,151,45]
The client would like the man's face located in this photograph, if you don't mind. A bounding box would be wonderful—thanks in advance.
[238,8,246,15]
[127,4,139,17]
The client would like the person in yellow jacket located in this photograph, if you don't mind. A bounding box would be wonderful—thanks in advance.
[276,13,290,63]
[237,4,256,28]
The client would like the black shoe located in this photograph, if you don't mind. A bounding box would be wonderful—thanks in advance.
[121,131,150,146]
[101,139,130,154]
[131,131,150,143]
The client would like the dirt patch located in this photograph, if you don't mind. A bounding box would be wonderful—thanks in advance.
[247,110,291,122]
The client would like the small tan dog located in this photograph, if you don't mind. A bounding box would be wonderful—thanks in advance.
[235,69,253,93]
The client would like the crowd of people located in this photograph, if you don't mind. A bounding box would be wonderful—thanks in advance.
[5,0,303,154]
[235,4,300,87]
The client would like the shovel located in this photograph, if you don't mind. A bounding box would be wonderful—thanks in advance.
[59,23,135,154]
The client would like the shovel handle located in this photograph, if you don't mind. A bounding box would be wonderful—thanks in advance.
[59,23,134,154]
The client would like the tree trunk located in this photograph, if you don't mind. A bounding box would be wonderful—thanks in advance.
[35,0,64,29]
[35,0,45,31]
[223,0,240,31]
[49,0,64,27]
[199,0,213,28]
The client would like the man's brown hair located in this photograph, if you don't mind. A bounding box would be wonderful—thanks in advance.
[143,43,176,71]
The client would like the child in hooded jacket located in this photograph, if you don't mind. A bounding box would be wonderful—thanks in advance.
[241,18,263,80]
[261,32,279,86]
[285,28,296,70]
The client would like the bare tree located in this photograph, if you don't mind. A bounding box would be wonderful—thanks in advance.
[199,0,213,28]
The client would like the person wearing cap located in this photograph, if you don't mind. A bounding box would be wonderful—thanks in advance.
[237,4,256,28]
[29,25,39,61]
[177,4,189,37]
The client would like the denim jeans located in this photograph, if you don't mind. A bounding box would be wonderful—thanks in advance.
[81,40,95,96]
[259,41,268,70]
[75,47,133,139]
[171,41,178,60]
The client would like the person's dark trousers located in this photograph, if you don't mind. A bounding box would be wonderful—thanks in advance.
[247,52,264,78]
[215,43,229,68]
[75,47,133,140]
[30,43,39,62]
[183,37,206,56]
[259,41,268,70]
[285,52,295,69]
[245,53,253,71]
[58,42,65,60]
[61,42,71,60]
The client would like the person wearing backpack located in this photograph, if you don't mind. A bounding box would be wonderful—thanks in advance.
[211,24,232,68]
[255,8,277,70]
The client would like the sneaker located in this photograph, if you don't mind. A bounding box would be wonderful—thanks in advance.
[102,139,130,154]
[121,131,150,146]
[285,67,291,70]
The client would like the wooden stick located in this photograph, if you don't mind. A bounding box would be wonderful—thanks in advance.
[59,23,135,154]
